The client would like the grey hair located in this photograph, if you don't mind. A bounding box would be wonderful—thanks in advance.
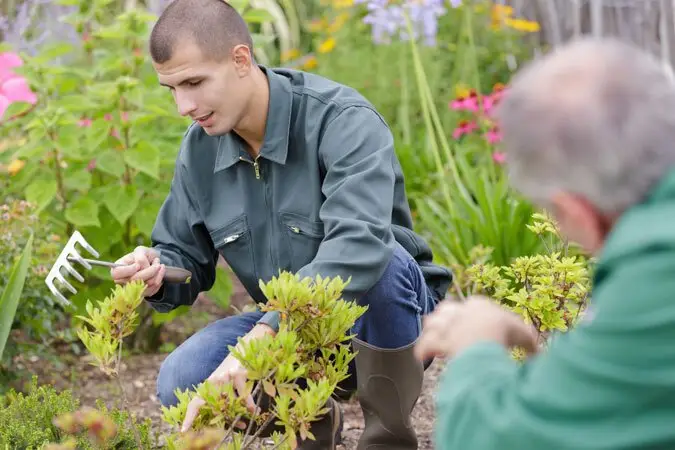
[495,37,675,215]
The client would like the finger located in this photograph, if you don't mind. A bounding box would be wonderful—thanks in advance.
[114,253,136,265]
[146,264,165,290]
[131,260,161,282]
[181,397,205,432]
[133,247,151,269]
[232,371,255,413]
[110,262,140,281]
[511,323,540,355]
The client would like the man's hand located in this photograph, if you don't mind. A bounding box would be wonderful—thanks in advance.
[414,296,539,361]
[110,246,166,297]
[180,323,276,432]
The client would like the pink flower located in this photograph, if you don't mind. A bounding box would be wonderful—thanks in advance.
[78,118,93,127]
[485,126,502,144]
[452,120,478,139]
[450,90,480,112]
[0,52,38,119]
[492,152,506,164]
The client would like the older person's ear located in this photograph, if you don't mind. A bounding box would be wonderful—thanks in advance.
[550,191,612,254]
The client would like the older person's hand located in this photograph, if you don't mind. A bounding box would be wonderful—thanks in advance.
[414,296,540,361]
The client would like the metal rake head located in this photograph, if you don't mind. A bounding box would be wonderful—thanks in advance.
[45,230,100,306]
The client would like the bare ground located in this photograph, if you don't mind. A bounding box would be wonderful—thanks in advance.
[11,278,444,449]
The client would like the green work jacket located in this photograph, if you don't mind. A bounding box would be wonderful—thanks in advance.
[147,65,452,330]
[434,169,675,449]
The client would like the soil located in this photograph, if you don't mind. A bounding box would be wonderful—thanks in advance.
[10,272,445,450]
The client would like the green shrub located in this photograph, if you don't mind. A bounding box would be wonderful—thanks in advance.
[0,376,153,449]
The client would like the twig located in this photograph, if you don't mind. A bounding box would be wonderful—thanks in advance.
[116,328,144,449]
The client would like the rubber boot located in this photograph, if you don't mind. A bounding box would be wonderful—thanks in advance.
[352,338,424,450]
[298,397,343,449]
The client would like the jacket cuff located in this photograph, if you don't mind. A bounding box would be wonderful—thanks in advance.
[257,310,281,333]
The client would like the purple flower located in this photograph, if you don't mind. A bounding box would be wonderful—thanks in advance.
[355,0,457,46]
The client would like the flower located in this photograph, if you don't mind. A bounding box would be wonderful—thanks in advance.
[492,151,506,164]
[485,126,502,144]
[318,37,336,53]
[452,120,478,139]
[0,52,38,120]
[355,0,457,46]
[490,4,540,33]
[7,159,25,176]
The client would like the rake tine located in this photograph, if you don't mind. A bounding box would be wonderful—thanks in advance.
[47,283,71,307]
[68,250,92,271]
[55,271,78,295]
[73,231,100,259]
[61,259,85,282]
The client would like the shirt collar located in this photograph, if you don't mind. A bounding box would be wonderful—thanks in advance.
[214,66,292,172]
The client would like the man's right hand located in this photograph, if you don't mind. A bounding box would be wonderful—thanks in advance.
[110,246,166,297]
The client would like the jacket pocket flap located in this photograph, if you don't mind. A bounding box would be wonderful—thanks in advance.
[279,211,324,238]
[210,214,249,247]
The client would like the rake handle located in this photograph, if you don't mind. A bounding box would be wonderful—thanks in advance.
[69,257,192,284]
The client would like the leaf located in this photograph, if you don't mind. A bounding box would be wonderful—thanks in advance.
[103,184,141,224]
[65,196,100,227]
[25,178,58,213]
[243,8,274,23]
[32,42,76,64]
[133,198,161,238]
[262,379,276,397]
[0,233,33,360]
[80,208,124,257]
[125,140,160,179]
[95,150,126,177]
[64,169,93,192]
[87,119,113,149]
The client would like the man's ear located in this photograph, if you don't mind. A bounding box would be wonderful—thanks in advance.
[550,191,611,254]
[232,44,253,76]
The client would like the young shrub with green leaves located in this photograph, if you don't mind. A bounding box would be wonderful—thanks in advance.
[0,376,153,449]
[456,212,594,349]
[161,272,368,450]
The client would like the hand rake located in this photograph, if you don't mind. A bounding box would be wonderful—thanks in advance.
[45,230,192,306]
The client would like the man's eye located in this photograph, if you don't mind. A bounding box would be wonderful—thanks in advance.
[187,80,202,87]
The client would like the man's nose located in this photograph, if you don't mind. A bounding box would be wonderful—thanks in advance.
[175,92,197,117]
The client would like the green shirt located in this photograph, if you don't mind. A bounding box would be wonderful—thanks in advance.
[434,169,675,449]
[147,66,452,330]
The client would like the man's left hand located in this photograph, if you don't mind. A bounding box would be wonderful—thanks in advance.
[414,296,539,361]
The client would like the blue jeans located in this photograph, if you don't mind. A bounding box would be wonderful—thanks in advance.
[156,243,438,406]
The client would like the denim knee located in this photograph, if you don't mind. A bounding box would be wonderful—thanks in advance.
[352,243,435,349]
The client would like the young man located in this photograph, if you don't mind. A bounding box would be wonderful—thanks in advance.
[110,0,452,448]
[416,37,675,449]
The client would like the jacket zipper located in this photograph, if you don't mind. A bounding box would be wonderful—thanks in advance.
[239,155,261,179]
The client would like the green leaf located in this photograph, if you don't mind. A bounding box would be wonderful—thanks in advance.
[25,178,58,213]
[33,42,76,64]
[0,233,33,360]
[125,140,160,179]
[87,119,113,149]
[103,184,141,224]
[243,8,274,23]
[95,150,126,177]
[80,208,125,257]
[64,168,93,192]
[65,196,100,227]
[133,197,162,237]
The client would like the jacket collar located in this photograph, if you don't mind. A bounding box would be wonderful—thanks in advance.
[214,66,292,172]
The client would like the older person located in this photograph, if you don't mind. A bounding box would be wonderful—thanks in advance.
[416,37,675,449]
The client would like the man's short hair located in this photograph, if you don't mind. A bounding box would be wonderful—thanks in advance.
[149,0,254,63]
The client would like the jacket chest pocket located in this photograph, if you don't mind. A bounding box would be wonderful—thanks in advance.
[210,214,257,285]
[279,211,324,272]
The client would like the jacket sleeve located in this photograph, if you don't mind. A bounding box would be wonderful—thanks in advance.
[257,105,397,330]
[434,251,675,450]
[146,154,218,313]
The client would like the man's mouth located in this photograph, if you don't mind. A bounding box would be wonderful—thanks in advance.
[194,112,213,123]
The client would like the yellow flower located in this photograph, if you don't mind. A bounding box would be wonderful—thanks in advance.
[318,37,336,54]
[333,0,353,8]
[504,17,540,32]
[281,48,301,62]
[302,56,318,70]
[454,83,471,98]
[7,159,25,176]
[328,12,349,33]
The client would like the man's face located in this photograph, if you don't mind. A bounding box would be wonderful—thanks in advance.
[152,40,252,136]
[549,192,615,255]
